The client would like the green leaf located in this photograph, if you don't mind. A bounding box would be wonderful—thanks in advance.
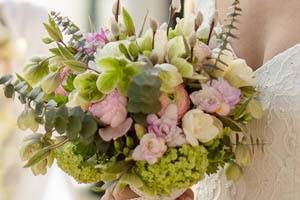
[96,71,119,94]
[57,44,74,60]
[24,59,49,86]
[232,97,252,120]
[171,57,193,78]
[66,116,82,140]
[45,108,57,132]
[0,75,12,85]
[28,87,43,100]
[43,23,63,42]
[97,57,126,71]
[54,116,67,134]
[4,84,14,98]
[63,60,87,73]
[42,37,54,44]
[119,43,131,59]
[128,42,139,61]
[119,173,144,188]
[17,109,39,132]
[127,72,161,114]
[139,37,152,52]
[218,116,247,133]
[41,72,61,94]
[24,148,51,168]
[122,8,136,36]
[73,72,104,102]
[80,114,98,143]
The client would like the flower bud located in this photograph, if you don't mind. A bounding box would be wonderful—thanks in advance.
[112,0,120,16]
[150,53,159,65]
[235,144,252,167]
[110,17,120,36]
[150,18,158,33]
[226,162,243,181]
[172,0,181,13]
[195,11,203,30]
[189,33,197,48]
[134,123,146,140]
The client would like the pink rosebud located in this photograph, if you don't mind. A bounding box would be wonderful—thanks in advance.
[147,104,186,147]
[54,67,70,96]
[211,78,241,107]
[99,118,133,141]
[158,85,190,119]
[60,67,70,80]
[132,133,167,164]
[89,90,127,127]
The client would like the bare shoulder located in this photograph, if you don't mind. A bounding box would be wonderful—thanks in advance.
[263,1,300,63]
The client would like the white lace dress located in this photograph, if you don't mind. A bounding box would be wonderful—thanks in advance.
[195,0,300,200]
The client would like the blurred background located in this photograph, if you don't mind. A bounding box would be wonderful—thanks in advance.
[0,0,200,200]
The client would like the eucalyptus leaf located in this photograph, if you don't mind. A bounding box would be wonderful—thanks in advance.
[66,116,82,140]
[24,148,51,168]
[0,75,12,85]
[80,114,98,142]
[4,84,14,98]
[43,23,63,42]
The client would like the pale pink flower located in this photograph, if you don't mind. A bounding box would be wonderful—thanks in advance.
[210,78,241,107]
[190,80,235,116]
[147,104,186,147]
[55,85,68,96]
[132,133,167,164]
[84,29,110,55]
[158,85,190,119]
[89,90,127,127]
[99,118,133,141]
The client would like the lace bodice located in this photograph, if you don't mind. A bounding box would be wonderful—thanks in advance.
[195,1,300,200]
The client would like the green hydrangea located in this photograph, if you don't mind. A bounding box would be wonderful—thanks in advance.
[55,143,103,184]
[132,145,209,196]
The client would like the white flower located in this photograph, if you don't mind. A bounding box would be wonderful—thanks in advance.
[182,109,223,145]
[153,24,168,63]
[175,15,195,38]
[210,50,255,88]
[172,0,182,13]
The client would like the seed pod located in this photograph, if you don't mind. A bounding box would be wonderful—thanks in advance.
[150,18,158,33]
[189,33,197,48]
[195,11,203,30]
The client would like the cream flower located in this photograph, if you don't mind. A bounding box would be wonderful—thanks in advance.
[182,109,223,145]
[210,50,255,88]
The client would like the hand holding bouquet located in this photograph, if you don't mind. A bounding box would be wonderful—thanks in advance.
[0,0,263,199]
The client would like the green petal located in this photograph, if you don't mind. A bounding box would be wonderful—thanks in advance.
[96,71,119,94]
[171,57,193,78]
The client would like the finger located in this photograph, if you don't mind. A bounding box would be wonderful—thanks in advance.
[177,189,194,200]
[112,186,140,200]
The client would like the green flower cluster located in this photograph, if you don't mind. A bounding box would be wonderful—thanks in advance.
[132,145,208,196]
[55,143,103,184]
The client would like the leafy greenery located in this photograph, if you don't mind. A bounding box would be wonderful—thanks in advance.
[96,57,141,95]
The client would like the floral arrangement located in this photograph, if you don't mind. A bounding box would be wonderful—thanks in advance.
[0,0,263,199]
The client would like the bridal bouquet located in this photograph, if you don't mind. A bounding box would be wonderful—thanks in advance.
[0,0,263,199]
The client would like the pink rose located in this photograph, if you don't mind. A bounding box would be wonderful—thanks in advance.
[99,118,133,141]
[54,67,70,97]
[89,90,127,127]
[158,85,190,119]
[132,133,167,164]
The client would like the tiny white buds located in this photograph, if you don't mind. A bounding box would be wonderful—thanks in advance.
[150,18,158,33]
[172,0,182,13]
[189,33,197,48]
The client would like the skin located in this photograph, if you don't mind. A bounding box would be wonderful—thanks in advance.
[216,0,300,70]
[112,187,194,200]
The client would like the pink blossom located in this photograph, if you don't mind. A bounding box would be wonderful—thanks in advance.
[99,118,133,141]
[84,29,110,55]
[158,85,190,119]
[210,78,241,107]
[55,85,68,96]
[147,104,186,147]
[190,79,238,116]
[89,90,127,127]
[132,133,167,164]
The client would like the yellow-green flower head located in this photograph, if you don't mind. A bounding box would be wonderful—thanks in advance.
[55,143,103,184]
[132,145,208,196]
